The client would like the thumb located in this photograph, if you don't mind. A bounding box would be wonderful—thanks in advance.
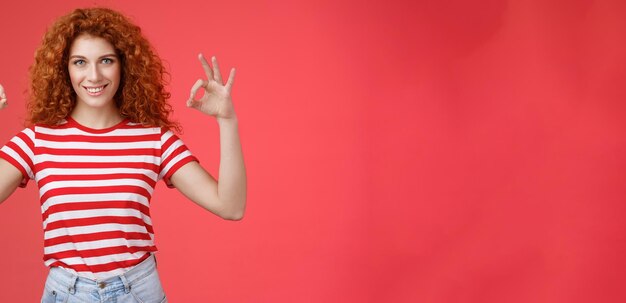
[186,97,201,110]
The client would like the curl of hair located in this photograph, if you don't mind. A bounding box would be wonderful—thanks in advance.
[27,7,181,132]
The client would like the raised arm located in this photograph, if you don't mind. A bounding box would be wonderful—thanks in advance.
[0,84,24,204]
[0,159,22,204]
[169,54,246,220]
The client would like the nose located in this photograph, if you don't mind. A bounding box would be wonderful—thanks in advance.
[87,63,103,83]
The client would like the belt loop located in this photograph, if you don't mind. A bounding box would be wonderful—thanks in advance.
[68,275,78,294]
[120,274,131,293]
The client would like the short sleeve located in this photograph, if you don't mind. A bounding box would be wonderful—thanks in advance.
[158,129,198,188]
[0,127,36,187]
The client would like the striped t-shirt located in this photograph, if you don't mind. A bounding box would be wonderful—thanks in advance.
[0,117,197,280]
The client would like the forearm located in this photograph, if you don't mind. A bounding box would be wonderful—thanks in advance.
[216,117,247,219]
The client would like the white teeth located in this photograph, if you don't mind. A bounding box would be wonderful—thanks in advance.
[86,86,104,93]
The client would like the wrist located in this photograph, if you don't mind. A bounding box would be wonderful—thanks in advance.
[217,115,239,127]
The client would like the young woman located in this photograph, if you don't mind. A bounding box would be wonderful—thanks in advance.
[0,7,246,303]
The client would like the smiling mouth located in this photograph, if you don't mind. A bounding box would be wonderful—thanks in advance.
[83,84,108,95]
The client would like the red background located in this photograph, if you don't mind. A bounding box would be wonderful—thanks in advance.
[1,0,626,302]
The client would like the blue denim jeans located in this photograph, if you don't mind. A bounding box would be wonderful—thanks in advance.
[41,254,167,303]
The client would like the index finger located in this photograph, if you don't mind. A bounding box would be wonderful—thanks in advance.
[198,53,214,80]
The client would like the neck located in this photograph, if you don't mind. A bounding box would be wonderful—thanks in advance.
[70,102,124,129]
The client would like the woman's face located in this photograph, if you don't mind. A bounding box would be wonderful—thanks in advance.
[68,34,121,110]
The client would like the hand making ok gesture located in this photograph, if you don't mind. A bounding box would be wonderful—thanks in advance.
[187,54,236,120]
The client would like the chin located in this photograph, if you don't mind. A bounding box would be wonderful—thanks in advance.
[76,96,116,108]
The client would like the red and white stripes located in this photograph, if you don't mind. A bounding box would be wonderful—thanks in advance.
[0,118,197,280]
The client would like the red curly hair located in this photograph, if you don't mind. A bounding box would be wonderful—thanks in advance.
[28,7,180,132]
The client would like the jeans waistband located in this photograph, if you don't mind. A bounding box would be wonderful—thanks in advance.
[46,253,157,294]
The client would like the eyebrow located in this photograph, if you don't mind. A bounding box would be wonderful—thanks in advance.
[69,53,118,59]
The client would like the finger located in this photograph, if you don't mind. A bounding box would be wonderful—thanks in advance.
[225,68,236,93]
[212,56,223,84]
[187,78,205,108]
[198,53,214,80]
[0,84,7,105]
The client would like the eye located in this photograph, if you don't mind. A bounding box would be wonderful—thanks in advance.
[72,59,85,66]
[102,58,115,64]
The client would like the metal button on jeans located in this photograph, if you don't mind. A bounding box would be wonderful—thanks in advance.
[99,282,106,289]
